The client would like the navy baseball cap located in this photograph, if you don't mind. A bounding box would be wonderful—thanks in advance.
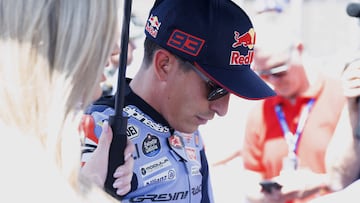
[144,0,276,99]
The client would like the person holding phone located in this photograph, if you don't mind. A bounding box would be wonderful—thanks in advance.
[240,11,346,203]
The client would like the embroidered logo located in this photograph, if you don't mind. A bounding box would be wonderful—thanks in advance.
[142,134,161,157]
[230,28,255,66]
[167,29,204,56]
[145,14,161,38]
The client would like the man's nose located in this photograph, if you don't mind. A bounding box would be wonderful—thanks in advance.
[209,93,230,116]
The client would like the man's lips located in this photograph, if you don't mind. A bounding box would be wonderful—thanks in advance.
[196,115,213,125]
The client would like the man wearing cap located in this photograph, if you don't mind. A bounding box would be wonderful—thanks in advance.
[80,0,274,202]
[240,11,346,203]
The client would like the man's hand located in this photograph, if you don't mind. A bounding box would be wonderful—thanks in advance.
[271,169,329,201]
[341,58,360,100]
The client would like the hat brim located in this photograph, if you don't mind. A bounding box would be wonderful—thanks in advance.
[195,63,276,100]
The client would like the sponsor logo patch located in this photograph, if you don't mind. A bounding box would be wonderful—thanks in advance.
[124,106,169,133]
[140,157,171,177]
[143,169,176,186]
[142,134,161,157]
[185,147,197,161]
[167,29,205,56]
[168,134,184,149]
[230,28,256,65]
[130,191,189,202]
[126,124,139,140]
[145,14,161,38]
[232,28,255,49]
[192,184,202,196]
[191,165,201,176]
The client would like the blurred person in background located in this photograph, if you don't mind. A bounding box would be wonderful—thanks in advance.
[0,0,134,202]
[308,56,360,203]
[240,11,346,203]
[102,14,144,96]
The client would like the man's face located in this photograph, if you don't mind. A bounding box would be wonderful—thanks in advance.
[253,49,301,98]
[160,58,230,133]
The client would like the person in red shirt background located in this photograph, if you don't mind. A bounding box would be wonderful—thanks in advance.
[241,11,346,203]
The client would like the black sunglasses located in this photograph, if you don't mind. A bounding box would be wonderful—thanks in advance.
[256,63,289,80]
[186,62,229,101]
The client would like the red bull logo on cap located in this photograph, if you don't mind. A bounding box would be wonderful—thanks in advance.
[230,28,255,65]
[232,28,255,49]
[146,14,162,38]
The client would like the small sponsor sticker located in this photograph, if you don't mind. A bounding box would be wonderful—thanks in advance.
[140,157,171,177]
[142,134,161,157]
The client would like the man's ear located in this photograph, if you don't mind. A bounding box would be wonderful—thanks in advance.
[153,49,176,81]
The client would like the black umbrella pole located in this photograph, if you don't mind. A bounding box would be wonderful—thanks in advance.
[104,0,132,199]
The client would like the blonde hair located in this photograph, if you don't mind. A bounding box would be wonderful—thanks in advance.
[0,0,119,201]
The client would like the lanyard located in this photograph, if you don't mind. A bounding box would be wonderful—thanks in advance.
[275,98,315,154]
